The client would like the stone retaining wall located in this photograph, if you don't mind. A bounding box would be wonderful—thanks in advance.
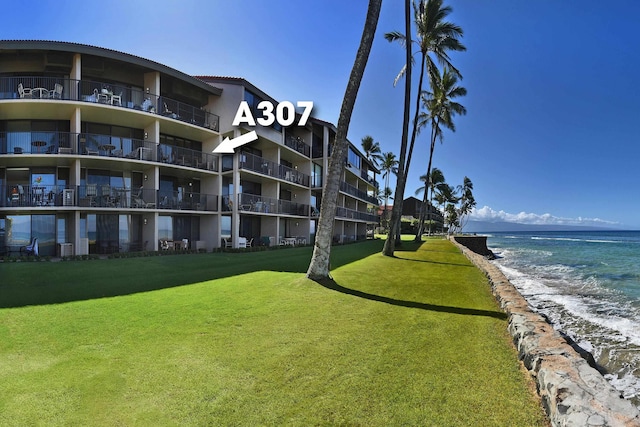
[451,238,640,427]
[452,235,495,258]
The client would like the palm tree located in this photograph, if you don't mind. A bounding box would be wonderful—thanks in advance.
[383,0,412,257]
[383,0,465,256]
[444,202,459,234]
[415,66,466,238]
[361,135,383,168]
[380,151,398,205]
[307,0,382,281]
[379,153,398,232]
[414,167,445,238]
[455,176,475,233]
[361,135,383,190]
[382,186,394,230]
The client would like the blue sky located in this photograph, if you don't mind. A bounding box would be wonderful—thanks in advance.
[4,0,640,228]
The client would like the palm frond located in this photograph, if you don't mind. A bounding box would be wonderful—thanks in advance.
[384,30,407,44]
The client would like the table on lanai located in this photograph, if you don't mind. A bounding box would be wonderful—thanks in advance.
[31,140,46,153]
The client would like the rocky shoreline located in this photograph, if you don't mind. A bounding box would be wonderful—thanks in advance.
[451,237,640,427]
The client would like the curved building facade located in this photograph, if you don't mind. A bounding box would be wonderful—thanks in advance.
[0,41,378,257]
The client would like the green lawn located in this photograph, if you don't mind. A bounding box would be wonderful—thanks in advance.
[0,239,547,426]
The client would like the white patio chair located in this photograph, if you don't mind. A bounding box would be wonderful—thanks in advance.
[111,92,122,106]
[50,83,63,99]
[18,83,32,98]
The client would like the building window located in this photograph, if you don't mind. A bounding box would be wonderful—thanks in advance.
[221,216,231,238]
[312,163,323,187]
[348,148,361,169]
[244,89,282,132]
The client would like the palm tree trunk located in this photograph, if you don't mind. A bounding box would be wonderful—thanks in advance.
[383,0,411,257]
[414,123,437,240]
[417,117,439,237]
[307,0,382,280]
[388,51,426,247]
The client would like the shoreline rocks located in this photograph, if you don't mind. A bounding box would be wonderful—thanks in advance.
[451,237,640,427]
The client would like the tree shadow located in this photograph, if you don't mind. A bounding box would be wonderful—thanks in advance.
[0,240,386,308]
[393,256,474,268]
[313,278,507,320]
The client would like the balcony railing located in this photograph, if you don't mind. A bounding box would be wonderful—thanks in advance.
[360,169,379,188]
[157,142,219,171]
[284,135,311,157]
[2,184,74,208]
[158,190,218,211]
[340,181,379,205]
[224,193,309,216]
[2,184,218,211]
[335,206,379,223]
[0,76,220,131]
[1,131,73,154]
[239,151,310,186]
[0,131,219,172]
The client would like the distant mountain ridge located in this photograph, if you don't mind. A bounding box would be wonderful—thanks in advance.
[462,220,618,233]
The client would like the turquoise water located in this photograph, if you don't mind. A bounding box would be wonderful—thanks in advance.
[486,230,640,408]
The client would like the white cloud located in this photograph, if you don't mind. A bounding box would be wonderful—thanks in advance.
[469,206,619,227]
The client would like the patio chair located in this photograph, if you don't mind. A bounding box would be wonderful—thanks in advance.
[111,92,122,106]
[17,185,25,205]
[132,187,155,208]
[86,184,97,206]
[246,238,253,248]
[50,83,63,99]
[101,185,115,207]
[163,102,177,118]
[18,83,32,99]
[222,238,232,248]
[21,238,38,256]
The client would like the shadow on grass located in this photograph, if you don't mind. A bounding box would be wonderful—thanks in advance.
[393,256,474,268]
[314,278,507,320]
[0,240,385,308]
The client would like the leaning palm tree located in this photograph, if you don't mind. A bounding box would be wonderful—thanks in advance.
[307,0,382,281]
[384,0,465,256]
[416,66,466,238]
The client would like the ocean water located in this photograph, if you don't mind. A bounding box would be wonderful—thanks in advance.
[486,230,640,409]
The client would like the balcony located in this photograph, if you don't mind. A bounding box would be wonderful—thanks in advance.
[335,206,379,223]
[284,135,311,157]
[225,193,310,216]
[360,169,379,188]
[157,190,218,211]
[3,184,74,207]
[340,181,379,205]
[0,76,220,132]
[0,131,219,172]
[239,151,310,186]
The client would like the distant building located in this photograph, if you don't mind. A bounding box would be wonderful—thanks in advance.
[402,196,444,230]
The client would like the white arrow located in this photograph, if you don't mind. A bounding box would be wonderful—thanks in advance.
[213,131,258,154]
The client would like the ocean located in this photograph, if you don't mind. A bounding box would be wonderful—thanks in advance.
[485,230,640,409]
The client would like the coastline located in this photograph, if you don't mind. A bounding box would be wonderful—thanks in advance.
[451,237,640,426]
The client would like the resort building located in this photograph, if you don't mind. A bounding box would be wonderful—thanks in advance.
[0,41,379,257]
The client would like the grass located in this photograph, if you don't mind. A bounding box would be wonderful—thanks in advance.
[0,238,547,426]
